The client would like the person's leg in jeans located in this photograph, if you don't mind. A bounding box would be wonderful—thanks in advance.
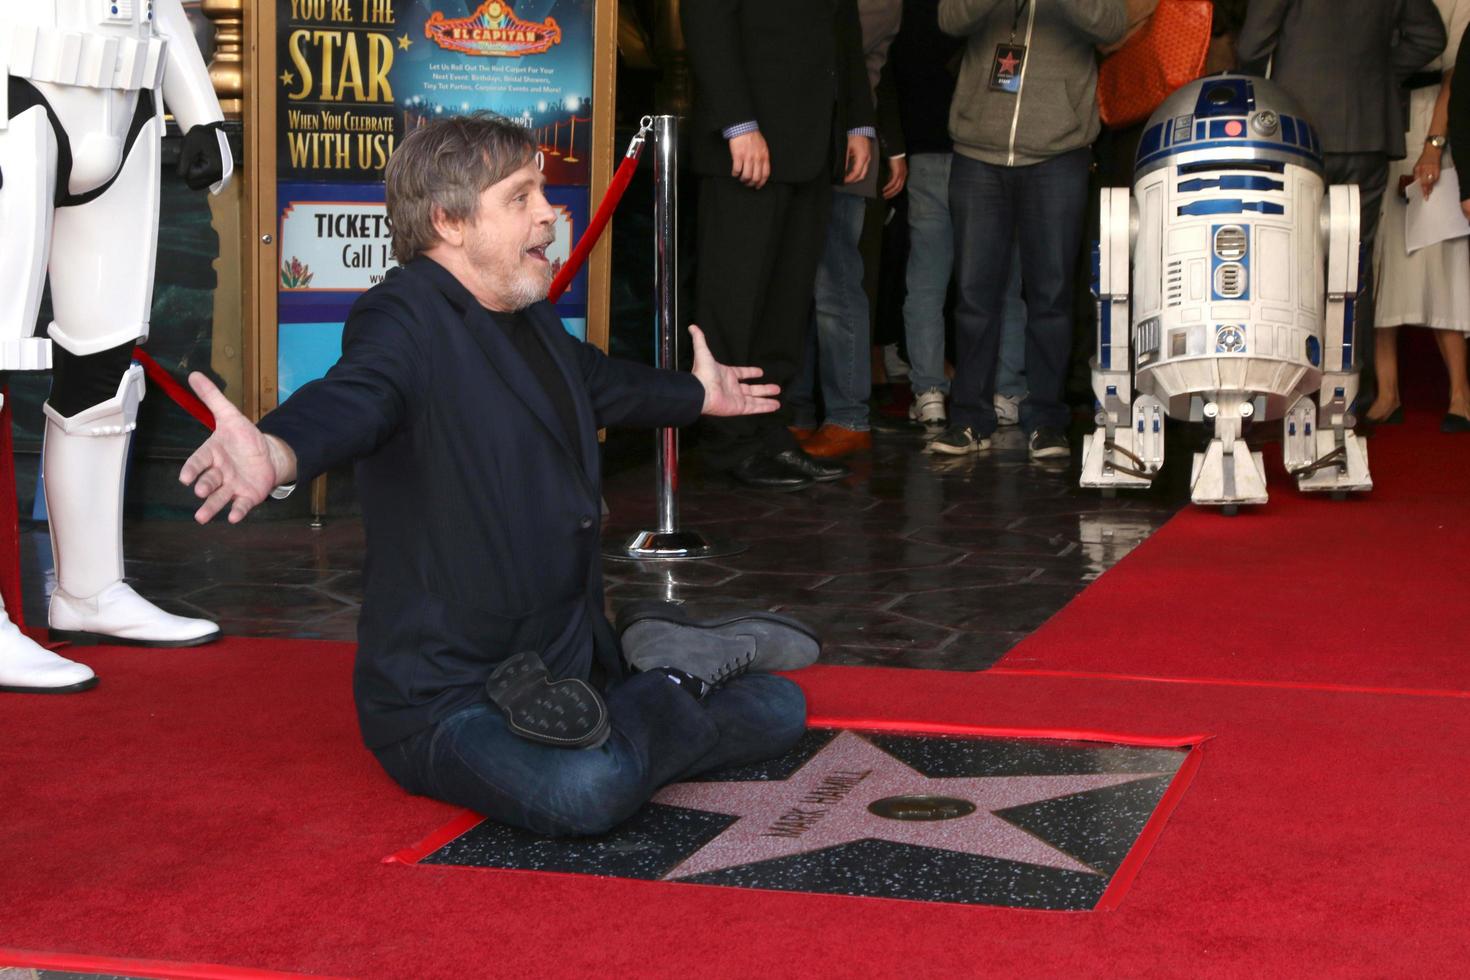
[903,153,953,399]
[806,192,872,433]
[788,324,820,431]
[376,671,807,838]
[1014,148,1091,437]
[994,236,1028,424]
[947,153,1017,438]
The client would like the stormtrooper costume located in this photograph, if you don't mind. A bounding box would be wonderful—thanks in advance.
[1,0,233,693]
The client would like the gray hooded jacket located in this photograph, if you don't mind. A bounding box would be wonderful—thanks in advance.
[939,0,1127,166]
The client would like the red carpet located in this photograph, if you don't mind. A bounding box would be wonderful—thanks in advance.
[5,341,1468,975]
[999,410,1470,692]
[2,640,1467,977]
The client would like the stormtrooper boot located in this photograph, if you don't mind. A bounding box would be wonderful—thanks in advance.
[0,592,98,693]
[43,366,220,647]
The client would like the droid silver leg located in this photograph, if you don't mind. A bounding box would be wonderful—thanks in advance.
[1082,188,1164,490]
[1287,184,1372,495]
[1284,383,1372,494]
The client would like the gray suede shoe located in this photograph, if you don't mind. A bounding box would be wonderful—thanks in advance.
[615,601,821,685]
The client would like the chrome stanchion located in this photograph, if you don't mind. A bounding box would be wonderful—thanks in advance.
[604,115,744,561]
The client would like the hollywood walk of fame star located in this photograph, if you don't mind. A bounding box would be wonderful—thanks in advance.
[652,731,1166,880]
[998,51,1021,75]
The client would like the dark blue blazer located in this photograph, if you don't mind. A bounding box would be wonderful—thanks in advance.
[259,257,705,749]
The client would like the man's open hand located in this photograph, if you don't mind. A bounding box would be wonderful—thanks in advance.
[729,131,771,189]
[178,373,297,525]
[882,155,908,199]
[688,325,781,416]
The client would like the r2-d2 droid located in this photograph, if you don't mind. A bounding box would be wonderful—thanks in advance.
[1082,74,1371,509]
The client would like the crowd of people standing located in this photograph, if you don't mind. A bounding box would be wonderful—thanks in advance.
[680,0,1470,494]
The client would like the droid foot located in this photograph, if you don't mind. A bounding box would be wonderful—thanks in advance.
[1190,442,1268,507]
[48,582,220,647]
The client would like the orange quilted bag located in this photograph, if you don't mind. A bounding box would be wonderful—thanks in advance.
[1097,0,1214,129]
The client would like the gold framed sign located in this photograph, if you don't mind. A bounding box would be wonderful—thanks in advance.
[243,0,617,418]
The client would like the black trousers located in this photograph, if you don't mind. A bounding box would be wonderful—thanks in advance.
[1324,152,1389,402]
[693,173,833,470]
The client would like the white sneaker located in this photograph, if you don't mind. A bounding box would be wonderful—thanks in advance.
[882,344,910,381]
[0,618,97,693]
[49,581,220,647]
[995,393,1022,427]
[909,389,947,429]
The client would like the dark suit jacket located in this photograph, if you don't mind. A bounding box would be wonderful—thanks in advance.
[258,258,705,749]
[1235,0,1446,158]
[682,0,876,183]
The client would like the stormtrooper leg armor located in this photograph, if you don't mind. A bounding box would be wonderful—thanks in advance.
[44,350,219,647]
[1,6,227,690]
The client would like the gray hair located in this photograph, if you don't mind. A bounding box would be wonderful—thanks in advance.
[384,112,538,264]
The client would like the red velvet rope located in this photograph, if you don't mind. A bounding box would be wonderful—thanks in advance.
[132,347,216,431]
[138,132,647,428]
[548,140,645,302]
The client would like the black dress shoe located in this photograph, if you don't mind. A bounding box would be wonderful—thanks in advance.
[1442,412,1470,433]
[484,651,610,750]
[771,448,848,482]
[730,452,814,491]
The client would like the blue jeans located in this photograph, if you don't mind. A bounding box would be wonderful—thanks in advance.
[374,671,807,837]
[790,192,872,431]
[902,153,953,395]
[996,240,1028,399]
[949,148,1090,435]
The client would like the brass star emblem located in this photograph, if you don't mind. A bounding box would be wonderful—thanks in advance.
[279,70,295,86]
[398,34,412,50]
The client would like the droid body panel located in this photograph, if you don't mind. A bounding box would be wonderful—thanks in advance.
[1083,74,1371,507]
[0,1,231,693]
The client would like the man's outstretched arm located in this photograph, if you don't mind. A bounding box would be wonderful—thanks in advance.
[570,324,781,430]
[179,374,298,525]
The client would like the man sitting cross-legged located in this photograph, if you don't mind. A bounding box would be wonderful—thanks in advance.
[179,113,817,837]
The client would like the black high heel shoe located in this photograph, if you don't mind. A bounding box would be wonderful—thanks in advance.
[1366,405,1404,425]
[1440,412,1470,433]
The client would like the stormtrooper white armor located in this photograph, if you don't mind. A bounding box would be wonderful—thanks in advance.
[0,0,234,693]
[1082,74,1372,510]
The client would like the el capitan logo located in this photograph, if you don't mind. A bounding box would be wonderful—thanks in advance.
[424,1,562,57]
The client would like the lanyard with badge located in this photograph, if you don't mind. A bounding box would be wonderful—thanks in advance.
[989,0,1029,94]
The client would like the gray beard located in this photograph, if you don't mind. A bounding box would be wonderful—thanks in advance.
[498,268,552,312]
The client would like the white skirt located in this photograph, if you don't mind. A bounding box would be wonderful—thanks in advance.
[1374,84,1470,333]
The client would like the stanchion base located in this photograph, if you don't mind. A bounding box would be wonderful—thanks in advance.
[602,529,746,561]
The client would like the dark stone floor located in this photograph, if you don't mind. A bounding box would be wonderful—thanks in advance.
[16,412,1184,670]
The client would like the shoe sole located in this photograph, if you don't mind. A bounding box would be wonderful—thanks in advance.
[737,479,815,492]
[619,607,821,679]
[48,628,223,648]
[1029,447,1071,460]
[927,440,990,455]
[0,676,100,694]
[484,651,610,750]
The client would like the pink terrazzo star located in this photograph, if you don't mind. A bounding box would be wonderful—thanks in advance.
[653,731,1166,879]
